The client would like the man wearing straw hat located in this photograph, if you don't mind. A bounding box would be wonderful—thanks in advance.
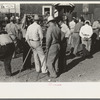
[46,16,61,78]
[25,14,47,74]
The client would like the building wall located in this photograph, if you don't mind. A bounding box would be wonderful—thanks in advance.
[20,4,54,17]
[72,4,100,22]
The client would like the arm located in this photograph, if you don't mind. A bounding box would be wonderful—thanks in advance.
[79,27,84,38]
[87,27,93,38]
[25,27,31,46]
[38,25,43,44]
[46,28,52,50]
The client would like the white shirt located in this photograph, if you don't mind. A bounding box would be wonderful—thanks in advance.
[25,22,43,41]
[61,23,70,38]
[79,24,93,39]
[92,21,100,29]
[69,20,76,33]
[0,34,12,45]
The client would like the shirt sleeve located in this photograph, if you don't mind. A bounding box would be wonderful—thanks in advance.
[79,27,84,38]
[46,28,52,50]
[38,25,43,40]
[88,27,93,38]
[25,27,29,41]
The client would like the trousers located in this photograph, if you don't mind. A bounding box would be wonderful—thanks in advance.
[72,33,80,55]
[30,41,47,73]
[0,43,15,76]
[47,44,60,77]
[81,38,91,57]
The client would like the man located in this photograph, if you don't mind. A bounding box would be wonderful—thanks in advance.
[79,20,93,58]
[25,14,47,73]
[0,31,15,76]
[5,16,18,58]
[92,18,100,53]
[58,17,70,73]
[21,14,32,71]
[46,16,61,78]
[69,17,76,53]
[5,16,18,43]
[70,17,84,57]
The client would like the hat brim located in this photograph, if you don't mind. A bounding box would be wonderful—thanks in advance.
[47,19,55,24]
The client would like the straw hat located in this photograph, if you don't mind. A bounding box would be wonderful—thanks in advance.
[47,16,55,23]
[34,14,39,21]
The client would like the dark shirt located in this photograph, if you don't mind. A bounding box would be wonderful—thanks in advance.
[74,22,83,33]
[46,24,61,49]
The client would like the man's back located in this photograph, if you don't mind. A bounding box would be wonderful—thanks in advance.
[26,22,43,41]
[5,22,18,35]
[47,24,61,45]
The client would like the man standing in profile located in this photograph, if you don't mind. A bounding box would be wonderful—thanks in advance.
[25,14,47,74]
[46,16,61,78]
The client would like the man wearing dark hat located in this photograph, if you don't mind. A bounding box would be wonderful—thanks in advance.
[25,14,47,74]
[46,16,61,78]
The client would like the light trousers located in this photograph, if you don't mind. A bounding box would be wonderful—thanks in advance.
[30,41,47,73]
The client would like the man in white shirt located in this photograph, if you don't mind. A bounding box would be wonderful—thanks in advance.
[69,17,76,34]
[79,20,93,58]
[25,14,47,74]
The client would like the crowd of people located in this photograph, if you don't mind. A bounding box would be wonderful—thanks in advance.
[0,13,100,79]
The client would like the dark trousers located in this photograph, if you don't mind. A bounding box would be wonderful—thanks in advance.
[47,44,60,78]
[59,38,67,74]
[0,43,15,76]
[22,38,32,70]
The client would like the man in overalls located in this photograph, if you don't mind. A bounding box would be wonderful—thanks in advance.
[46,16,61,78]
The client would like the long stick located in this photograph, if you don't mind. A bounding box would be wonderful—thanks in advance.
[18,48,32,74]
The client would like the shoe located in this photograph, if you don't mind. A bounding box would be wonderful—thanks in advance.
[49,75,58,78]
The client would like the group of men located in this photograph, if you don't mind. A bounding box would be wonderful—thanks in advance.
[69,17,100,59]
[0,14,100,79]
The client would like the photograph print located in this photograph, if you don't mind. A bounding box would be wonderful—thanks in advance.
[0,1,100,82]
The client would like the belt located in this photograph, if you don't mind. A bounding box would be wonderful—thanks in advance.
[29,39,39,41]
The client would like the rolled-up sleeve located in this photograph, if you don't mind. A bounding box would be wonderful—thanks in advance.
[46,28,52,49]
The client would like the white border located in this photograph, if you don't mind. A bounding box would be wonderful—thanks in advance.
[0,1,100,98]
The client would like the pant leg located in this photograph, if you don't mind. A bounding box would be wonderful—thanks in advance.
[73,33,80,55]
[47,44,60,77]
[33,49,41,72]
[35,46,47,73]
[82,39,89,57]
[4,55,12,76]
[4,43,15,76]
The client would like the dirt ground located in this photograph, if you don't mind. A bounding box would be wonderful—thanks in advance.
[0,47,100,82]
